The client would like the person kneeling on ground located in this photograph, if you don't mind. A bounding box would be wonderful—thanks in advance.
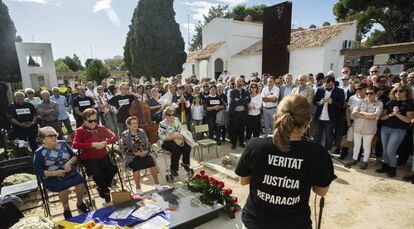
[33,126,89,219]
[73,108,118,203]
[158,106,192,177]
[120,116,163,195]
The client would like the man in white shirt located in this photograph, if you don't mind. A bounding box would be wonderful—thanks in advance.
[261,76,279,137]
[85,81,99,109]
[218,70,231,83]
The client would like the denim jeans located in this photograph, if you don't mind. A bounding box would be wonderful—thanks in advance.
[380,125,406,167]
[263,107,276,137]
[314,120,335,151]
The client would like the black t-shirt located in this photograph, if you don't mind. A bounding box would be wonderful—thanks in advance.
[73,96,95,112]
[108,94,135,123]
[235,138,336,229]
[383,99,414,129]
[7,102,37,130]
[204,95,223,117]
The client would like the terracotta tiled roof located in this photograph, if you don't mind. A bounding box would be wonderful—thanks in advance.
[186,50,201,62]
[234,21,355,57]
[186,42,224,62]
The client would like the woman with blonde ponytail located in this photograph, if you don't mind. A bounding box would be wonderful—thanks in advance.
[235,94,336,229]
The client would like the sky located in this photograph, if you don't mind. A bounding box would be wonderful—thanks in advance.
[4,0,342,63]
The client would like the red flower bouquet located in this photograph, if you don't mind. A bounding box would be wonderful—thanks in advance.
[186,170,240,218]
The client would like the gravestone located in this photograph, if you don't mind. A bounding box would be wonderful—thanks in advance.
[262,1,292,77]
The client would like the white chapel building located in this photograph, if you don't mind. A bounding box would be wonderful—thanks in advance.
[182,18,358,80]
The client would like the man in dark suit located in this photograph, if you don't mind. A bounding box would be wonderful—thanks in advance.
[313,75,345,151]
[228,77,251,149]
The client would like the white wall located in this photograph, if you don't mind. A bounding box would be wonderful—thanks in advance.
[289,47,324,79]
[322,23,357,78]
[182,62,194,78]
[15,42,57,90]
[229,54,262,80]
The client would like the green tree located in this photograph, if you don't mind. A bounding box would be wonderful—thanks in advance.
[333,0,414,45]
[0,0,20,82]
[55,59,71,72]
[83,59,110,84]
[124,0,186,80]
[226,4,266,22]
[189,4,229,51]
[58,54,83,72]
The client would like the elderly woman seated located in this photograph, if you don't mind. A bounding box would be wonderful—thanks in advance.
[158,106,192,177]
[33,126,89,219]
[120,116,163,195]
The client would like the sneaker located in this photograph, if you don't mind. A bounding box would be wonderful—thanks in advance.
[171,171,179,177]
[359,162,368,170]
[181,163,191,172]
[345,160,357,168]
[155,184,163,192]
[135,188,143,195]
[63,210,73,219]
[77,203,89,214]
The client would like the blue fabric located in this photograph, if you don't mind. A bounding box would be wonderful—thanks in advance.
[50,95,69,121]
[68,207,170,227]
[33,141,75,178]
[42,171,85,192]
[315,120,335,151]
[381,125,406,167]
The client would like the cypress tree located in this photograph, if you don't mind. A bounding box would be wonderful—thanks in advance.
[0,0,20,82]
[124,0,186,80]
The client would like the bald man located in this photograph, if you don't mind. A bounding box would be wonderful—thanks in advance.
[6,92,38,152]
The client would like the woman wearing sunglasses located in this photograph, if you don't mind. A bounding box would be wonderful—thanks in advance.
[158,106,192,177]
[34,126,89,219]
[73,108,118,202]
[378,84,414,177]
[345,86,383,169]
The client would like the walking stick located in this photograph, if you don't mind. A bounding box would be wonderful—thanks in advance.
[317,197,325,229]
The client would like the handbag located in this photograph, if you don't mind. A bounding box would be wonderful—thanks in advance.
[346,126,354,142]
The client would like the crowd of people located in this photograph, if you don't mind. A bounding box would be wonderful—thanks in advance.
[3,67,414,219]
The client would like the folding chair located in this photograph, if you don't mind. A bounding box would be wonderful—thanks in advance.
[194,124,219,161]
[0,156,50,217]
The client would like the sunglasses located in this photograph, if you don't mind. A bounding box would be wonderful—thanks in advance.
[370,71,378,73]
[45,134,58,138]
[27,92,34,94]
[86,119,98,123]
[203,85,209,88]
[365,92,375,95]
[166,113,175,117]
